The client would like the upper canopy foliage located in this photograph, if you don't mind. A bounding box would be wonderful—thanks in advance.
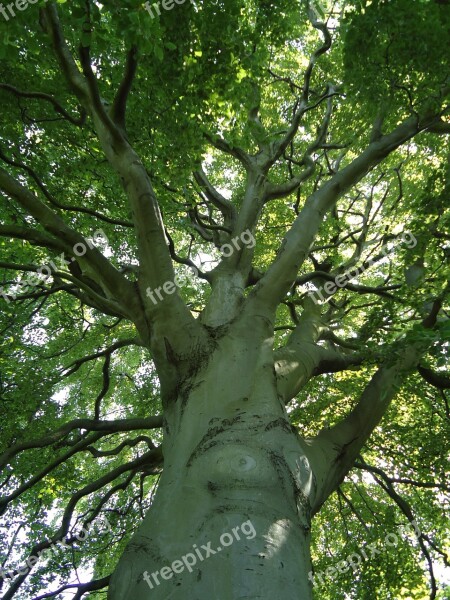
[0,0,449,598]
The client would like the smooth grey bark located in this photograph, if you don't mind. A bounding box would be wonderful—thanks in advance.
[109,316,321,600]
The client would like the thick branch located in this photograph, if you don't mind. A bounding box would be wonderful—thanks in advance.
[31,576,110,600]
[193,168,237,226]
[204,132,253,170]
[0,166,137,315]
[0,416,163,470]
[0,224,65,252]
[310,331,438,513]
[418,365,450,389]
[264,156,315,201]
[275,299,366,402]
[111,46,138,130]
[78,45,124,145]
[42,6,174,301]
[42,5,90,104]
[249,114,432,312]
[425,119,450,134]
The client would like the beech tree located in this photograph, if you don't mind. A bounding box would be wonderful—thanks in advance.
[0,0,449,598]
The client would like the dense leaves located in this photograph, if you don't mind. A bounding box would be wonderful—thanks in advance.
[0,0,449,598]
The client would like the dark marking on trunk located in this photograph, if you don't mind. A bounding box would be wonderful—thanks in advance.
[186,416,243,465]
[162,417,170,436]
[333,436,359,464]
[264,417,292,434]
[267,449,312,529]
[164,337,177,365]
[186,439,221,467]
[207,480,219,492]
[204,324,229,340]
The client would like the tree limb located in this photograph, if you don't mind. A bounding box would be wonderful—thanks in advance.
[355,459,441,597]
[0,416,163,470]
[418,365,450,389]
[262,10,333,169]
[31,576,110,600]
[310,331,439,513]
[275,299,367,402]
[0,225,66,252]
[111,46,138,130]
[0,147,133,227]
[425,119,450,134]
[193,168,237,227]
[1,447,161,599]
[0,166,137,315]
[204,132,253,170]
[0,83,86,126]
[249,114,433,313]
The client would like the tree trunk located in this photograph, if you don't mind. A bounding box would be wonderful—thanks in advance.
[108,323,318,600]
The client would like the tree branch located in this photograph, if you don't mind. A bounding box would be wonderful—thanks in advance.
[264,156,316,201]
[41,4,210,377]
[0,432,104,516]
[193,168,237,227]
[204,132,253,170]
[418,365,450,389]
[0,83,86,126]
[0,166,137,315]
[310,330,439,513]
[261,10,333,169]
[0,148,133,227]
[94,353,111,420]
[1,447,161,599]
[425,118,450,134]
[355,459,441,598]
[0,224,65,252]
[31,576,110,600]
[274,299,366,402]
[0,416,163,470]
[42,6,173,295]
[248,114,430,312]
[62,338,140,377]
[111,46,138,130]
